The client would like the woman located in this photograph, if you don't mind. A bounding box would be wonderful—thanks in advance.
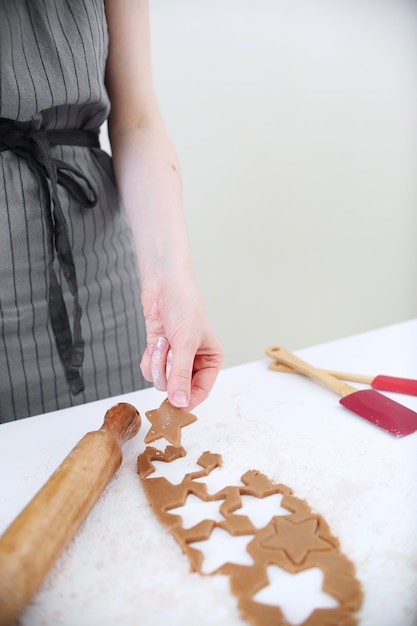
[0,0,222,422]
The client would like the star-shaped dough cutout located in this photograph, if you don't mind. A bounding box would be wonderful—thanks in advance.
[261,517,333,565]
[144,399,197,446]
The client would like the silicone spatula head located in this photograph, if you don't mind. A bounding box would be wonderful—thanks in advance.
[340,389,417,437]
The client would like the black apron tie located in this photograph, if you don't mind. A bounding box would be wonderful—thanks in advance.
[0,119,100,395]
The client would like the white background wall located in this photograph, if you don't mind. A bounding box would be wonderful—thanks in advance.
[110,0,417,368]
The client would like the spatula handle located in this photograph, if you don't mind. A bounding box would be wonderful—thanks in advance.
[0,402,141,626]
[266,347,358,398]
[268,361,374,385]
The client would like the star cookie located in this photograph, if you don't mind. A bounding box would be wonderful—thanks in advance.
[144,398,197,446]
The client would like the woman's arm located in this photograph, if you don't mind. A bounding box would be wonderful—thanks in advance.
[104,0,222,410]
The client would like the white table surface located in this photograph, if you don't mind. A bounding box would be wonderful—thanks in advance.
[1,319,416,626]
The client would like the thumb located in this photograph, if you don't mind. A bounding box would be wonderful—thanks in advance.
[166,345,194,408]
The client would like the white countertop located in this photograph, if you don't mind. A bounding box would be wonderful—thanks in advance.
[1,319,416,626]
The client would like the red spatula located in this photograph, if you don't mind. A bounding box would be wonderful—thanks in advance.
[266,346,417,437]
[266,360,417,396]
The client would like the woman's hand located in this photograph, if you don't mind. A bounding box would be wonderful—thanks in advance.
[140,284,223,410]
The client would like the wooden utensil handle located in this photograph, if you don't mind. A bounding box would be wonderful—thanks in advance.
[268,361,374,385]
[0,402,140,626]
[266,346,358,398]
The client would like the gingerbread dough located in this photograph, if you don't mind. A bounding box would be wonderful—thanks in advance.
[139,400,363,626]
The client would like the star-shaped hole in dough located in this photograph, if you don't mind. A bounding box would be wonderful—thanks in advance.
[144,399,197,446]
[261,517,333,565]
[253,565,339,624]
[237,493,289,529]
[190,528,254,574]
[167,493,226,529]
[193,465,245,494]
[150,456,206,484]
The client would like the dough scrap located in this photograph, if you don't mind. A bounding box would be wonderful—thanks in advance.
[138,400,363,626]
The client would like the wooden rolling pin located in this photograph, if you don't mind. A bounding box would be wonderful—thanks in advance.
[0,402,141,626]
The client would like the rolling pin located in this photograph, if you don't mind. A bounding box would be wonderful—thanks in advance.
[0,402,141,626]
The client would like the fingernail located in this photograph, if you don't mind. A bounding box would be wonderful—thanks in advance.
[172,391,188,407]
[156,336,168,350]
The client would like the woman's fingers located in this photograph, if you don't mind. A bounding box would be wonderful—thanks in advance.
[140,294,223,409]
[187,358,222,410]
[165,341,195,408]
[141,336,170,390]
[167,343,223,410]
[142,339,222,409]
[150,336,170,391]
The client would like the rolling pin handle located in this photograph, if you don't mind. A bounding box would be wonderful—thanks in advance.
[101,402,141,444]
